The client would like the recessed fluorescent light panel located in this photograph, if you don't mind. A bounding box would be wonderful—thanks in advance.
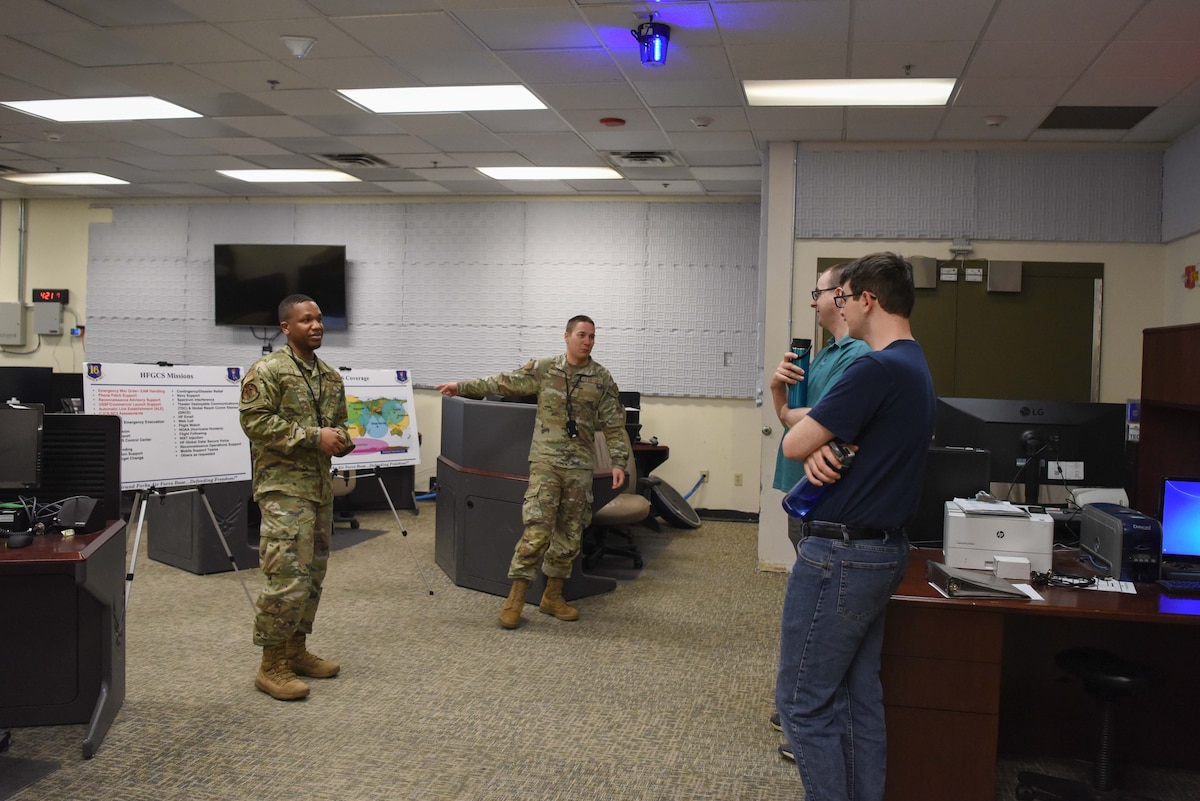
[217,169,360,183]
[3,172,128,185]
[744,79,955,107]
[0,96,201,122]
[338,85,546,113]
[478,167,622,181]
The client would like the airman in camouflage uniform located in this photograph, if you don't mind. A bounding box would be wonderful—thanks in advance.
[240,294,353,700]
[436,315,628,629]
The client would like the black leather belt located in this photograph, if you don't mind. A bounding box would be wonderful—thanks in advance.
[802,520,897,541]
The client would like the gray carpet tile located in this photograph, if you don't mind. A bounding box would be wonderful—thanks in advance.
[5,507,1198,801]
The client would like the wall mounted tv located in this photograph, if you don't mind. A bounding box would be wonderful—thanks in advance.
[213,244,348,329]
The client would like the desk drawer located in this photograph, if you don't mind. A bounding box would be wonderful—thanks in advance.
[882,654,1000,714]
[884,603,1003,663]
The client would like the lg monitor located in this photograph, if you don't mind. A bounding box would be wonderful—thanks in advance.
[934,397,1127,504]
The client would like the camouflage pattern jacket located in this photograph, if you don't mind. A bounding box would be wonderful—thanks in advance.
[239,348,350,504]
[458,354,628,473]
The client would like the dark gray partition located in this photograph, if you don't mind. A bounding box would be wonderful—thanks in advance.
[435,396,618,601]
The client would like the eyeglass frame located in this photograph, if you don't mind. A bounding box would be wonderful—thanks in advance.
[833,290,873,308]
[810,286,840,301]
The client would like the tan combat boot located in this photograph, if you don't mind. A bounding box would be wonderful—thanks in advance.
[499,578,530,629]
[255,644,310,700]
[286,632,340,678]
[539,577,579,621]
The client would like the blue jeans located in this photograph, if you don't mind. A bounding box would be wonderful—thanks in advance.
[775,532,909,801]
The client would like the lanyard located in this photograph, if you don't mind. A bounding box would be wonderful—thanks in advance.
[287,349,324,427]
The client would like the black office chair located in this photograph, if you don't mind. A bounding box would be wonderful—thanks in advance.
[1015,647,1161,801]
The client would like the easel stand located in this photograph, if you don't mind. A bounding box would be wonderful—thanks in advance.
[335,469,433,595]
[127,486,256,612]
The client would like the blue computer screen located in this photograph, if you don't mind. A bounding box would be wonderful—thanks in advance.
[1161,477,1200,559]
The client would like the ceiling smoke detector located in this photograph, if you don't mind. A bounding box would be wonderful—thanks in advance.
[604,151,682,168]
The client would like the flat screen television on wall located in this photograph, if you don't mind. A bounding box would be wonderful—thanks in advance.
[213,244,348,329]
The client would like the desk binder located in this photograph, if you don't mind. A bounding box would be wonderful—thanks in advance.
[926,560,1028,599]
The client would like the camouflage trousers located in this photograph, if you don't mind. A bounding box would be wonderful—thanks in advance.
[253,492,333,647]
[509,463,594,581]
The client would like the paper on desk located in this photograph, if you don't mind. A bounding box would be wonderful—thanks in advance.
[952,497,1030,517]
[1013,584,1043,600]
[1089,577,1137,594]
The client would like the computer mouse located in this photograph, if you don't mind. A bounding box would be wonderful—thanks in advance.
[4,532,33,548]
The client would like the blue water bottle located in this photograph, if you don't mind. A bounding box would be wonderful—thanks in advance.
[782,441,855,519]
[787,338,812,409]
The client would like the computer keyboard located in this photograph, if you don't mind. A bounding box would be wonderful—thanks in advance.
[1157,579,1200,597]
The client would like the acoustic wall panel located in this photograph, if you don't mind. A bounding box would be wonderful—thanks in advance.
[86,200,760,399]
[795,149,1162,243]
[974,151,1161,243]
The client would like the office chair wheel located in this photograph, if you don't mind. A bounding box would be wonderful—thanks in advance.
[350,519,360,529]
[633,555,644,569]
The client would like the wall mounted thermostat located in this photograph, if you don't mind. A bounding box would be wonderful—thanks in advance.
[32,288,69,304]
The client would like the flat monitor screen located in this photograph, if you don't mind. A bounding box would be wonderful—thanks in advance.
[0,403,44,489]
[0,366,53,406]
[1160,477,1200,567]
[213,244,348,330]
[934,397,1127,503]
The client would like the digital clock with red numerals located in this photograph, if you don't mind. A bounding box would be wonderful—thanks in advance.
[32,288,69,304]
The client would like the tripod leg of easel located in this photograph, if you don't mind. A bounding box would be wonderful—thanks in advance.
[125,491,148,612]
[196,486,257,611]
[376,474,434,596]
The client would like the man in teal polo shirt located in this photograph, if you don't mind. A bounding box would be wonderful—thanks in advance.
[770,261,871,550]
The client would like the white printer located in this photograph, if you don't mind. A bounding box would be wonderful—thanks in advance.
[942,501,1054,573]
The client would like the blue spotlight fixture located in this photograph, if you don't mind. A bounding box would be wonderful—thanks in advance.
[632,16,671,68]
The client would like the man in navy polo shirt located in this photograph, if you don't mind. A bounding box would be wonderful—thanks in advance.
[776,252,935,801]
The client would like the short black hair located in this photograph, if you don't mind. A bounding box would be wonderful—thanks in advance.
[566,315,594,333]
[278,294,315,324]
[840,253,916,318]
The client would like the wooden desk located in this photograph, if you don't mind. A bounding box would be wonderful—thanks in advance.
[631,442,669,477]
[0,521,127,758]
[882,548,1200,801]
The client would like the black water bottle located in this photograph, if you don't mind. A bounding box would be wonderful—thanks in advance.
[782,441,855,519]
[787,338,812,409]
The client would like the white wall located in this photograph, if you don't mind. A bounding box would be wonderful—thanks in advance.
[0,199,97,373]
[0,197,763,512]
[1162,230,1200,326]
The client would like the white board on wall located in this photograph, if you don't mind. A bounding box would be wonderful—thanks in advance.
[84,363,420,491]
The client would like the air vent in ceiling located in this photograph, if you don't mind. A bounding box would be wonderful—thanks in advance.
[1038,106,1156,130]
[605,151,683,168]
[315,153,393,168]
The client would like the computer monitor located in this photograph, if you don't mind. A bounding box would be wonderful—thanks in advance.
[1160,477,1200,573]
[0,403,44,489]
[0,366,52,407]
[934,397,1127,504]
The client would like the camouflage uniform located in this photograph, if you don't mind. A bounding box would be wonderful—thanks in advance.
[458,354,627,580]
[240,348,350,647]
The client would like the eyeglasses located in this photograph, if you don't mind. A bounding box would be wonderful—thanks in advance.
[833,291,872,308]
[810,287,839,301]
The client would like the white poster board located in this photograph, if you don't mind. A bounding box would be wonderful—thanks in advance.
[85,363,251,490]
[84,363,420,491]
[335,369,421,471]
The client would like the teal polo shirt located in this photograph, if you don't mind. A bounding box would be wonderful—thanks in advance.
[772,334,871,492]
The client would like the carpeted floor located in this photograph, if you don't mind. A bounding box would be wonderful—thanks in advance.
[3,506,1197,801]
